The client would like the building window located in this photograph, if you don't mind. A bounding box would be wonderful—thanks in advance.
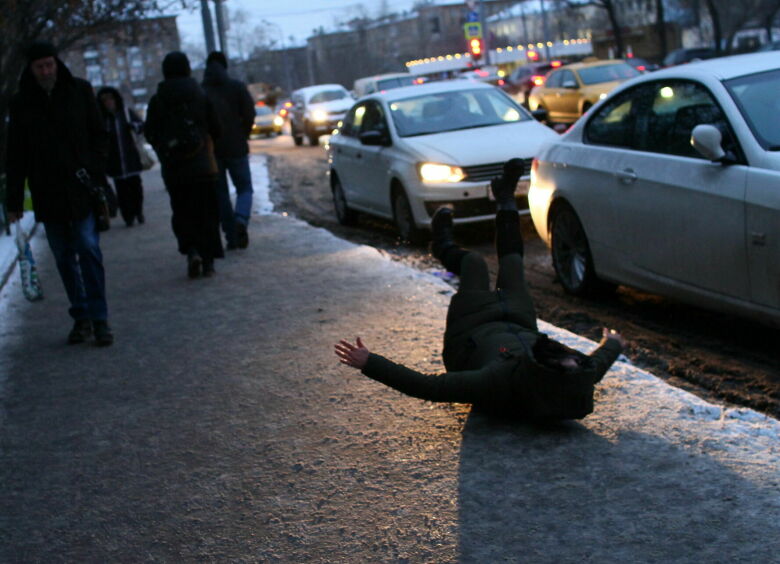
[430,16,440,34]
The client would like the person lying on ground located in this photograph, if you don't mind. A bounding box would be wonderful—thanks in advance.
[335,159,626,420]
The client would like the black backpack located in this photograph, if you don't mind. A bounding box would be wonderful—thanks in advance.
[158,99,204,161]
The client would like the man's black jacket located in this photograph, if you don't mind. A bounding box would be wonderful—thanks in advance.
[201,61,254,159]
[5,58,108,223]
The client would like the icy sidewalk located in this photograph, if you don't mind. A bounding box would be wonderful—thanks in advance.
[0,157,777,561]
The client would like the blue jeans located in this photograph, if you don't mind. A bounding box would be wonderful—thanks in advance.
[216,156,253,246]
[44,213,108,321]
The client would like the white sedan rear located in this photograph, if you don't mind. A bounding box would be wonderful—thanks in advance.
[528,52,780,326]
[328,80,558,242]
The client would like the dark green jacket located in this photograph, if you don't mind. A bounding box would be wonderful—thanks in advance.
[362,288,623,419]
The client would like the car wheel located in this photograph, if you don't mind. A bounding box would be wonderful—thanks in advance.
[581,102,592,115]
[550,203,611,296]
[392,187,425,245]
[332,174,358,226]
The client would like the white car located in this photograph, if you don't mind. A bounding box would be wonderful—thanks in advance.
[290,84,354,147]
[528,51,780,326]
[327,80,558,242]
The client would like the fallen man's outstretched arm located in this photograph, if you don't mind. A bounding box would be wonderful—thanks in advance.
[335,337,494,405]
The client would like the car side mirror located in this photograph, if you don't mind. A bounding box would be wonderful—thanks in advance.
[531,108,548,122]
[691,124,725,161]
[359,130,390,146]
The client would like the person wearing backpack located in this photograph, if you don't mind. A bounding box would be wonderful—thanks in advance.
[335,160,626,420]
[145,51,223,278]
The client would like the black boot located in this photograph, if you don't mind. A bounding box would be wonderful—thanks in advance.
[430,206,456,261]
[430,206,469,274]
[202,258,216,277]
[92,320,114,347]
[187,248,202,279]
[67,319,92,345]
[490,158,526,211]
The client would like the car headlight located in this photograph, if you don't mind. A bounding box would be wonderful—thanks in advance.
[599,92,607,100]
[273,116,284,126]
[311,110,328,123]
[418,162,465,183]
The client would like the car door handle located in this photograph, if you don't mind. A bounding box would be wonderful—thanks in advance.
[615,168,637,184]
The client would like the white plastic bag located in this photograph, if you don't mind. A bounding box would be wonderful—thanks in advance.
[15,223,43,301]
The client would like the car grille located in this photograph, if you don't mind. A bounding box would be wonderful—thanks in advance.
[462,158,533,182]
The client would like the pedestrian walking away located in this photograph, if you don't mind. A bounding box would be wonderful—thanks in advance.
[336,159,626,419]
[145,51,224,278]
[5,41,114,346]
[97,87,146,227]
[201,51,255,250]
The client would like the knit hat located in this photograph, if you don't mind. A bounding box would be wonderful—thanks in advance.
[162,51,191,79]
[206,51,228,69]
[26,41,58,63]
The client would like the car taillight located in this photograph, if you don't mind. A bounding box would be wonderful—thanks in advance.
[279,108,288,117]
[498,79,505,86]
[637,65,646,71]
[532,75,545,86]
[551,60,562,68]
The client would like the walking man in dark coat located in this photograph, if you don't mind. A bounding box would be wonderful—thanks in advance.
[201,51,255,250]
[336,160,625,420]
[145,51,224,278]
[5,42,114,346]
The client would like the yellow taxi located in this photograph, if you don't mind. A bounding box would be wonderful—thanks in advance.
[528,59,640,124]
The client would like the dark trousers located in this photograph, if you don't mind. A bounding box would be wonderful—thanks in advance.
[44,212,108,321]
[113,174,144,225]
[216,156,253,246]
[441,209,536,315]
[166,179,224,261]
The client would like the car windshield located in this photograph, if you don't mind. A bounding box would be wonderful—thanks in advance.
[725,68,780,150]
[255,106,272,116]
[377,76,416,90]
[309,90,348,103]
[389,88,530,137]
[578,63,639,85]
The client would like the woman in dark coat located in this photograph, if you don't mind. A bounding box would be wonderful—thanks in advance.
[97,87,146,227]
[144,51,223,278]
[336,160,626,420]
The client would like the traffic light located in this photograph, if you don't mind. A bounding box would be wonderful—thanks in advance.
[469,37,483,60]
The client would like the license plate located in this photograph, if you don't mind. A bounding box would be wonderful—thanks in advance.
[487,179,530,201]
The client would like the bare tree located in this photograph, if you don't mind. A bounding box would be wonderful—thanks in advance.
[0,0,189,172]
[567,0,626,57]
[679,0,780,52]
[226,7,270,61]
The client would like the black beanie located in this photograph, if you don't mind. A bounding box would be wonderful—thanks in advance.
[162,51,191,79]
[206,51,228,69]
[26,41,58,63]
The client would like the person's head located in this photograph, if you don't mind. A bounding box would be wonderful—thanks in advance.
[26,42,58,92]
[162,51,191,79]
[206,51,228,69]
[99,90,118,113]
[532,335,589,374]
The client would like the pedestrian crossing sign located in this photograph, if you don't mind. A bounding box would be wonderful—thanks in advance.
[463,22,482,39]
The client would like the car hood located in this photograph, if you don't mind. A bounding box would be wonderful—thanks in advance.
[307,99,353,114]
[399,121,559,166]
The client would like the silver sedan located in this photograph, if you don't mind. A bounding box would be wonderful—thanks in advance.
[528,52,780,326]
